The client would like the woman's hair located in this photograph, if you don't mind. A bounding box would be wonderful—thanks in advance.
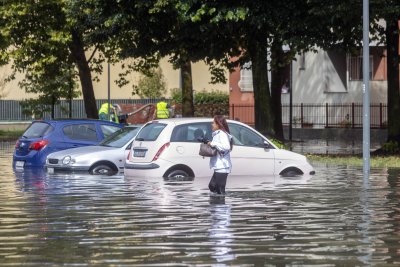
[214,115,233,150]
[214,115,230,134]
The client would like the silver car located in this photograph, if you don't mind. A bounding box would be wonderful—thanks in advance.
[45,126,141,175]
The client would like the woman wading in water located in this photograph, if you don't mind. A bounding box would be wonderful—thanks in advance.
[207,115,233,195]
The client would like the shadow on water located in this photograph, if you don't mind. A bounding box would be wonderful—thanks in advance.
[2,141,400,265]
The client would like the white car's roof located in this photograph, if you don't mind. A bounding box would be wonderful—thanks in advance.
[149,117,239,125]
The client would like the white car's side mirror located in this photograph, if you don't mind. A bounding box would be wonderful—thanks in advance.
[263,140,274,149]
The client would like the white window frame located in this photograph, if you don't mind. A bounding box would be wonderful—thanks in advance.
[348,54,373,81]
[238,62,253,92]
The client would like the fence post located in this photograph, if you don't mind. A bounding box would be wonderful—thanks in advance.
[379,103,383,128]
[352,102,355,128]
[231,104,234,120]
[301,103,304,128]
[325,103,328,128]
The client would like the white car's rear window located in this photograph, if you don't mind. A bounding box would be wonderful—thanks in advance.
[135,122,167,141]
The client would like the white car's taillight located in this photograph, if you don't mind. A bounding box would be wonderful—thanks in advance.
[152,142,170,161]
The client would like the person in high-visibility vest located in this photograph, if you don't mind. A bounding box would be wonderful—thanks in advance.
[155,98,171,119]
[98,103,119,123]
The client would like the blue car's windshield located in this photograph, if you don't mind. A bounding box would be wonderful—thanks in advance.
[99,127,140,148]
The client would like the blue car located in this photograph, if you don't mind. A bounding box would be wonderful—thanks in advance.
[13,119,123,168]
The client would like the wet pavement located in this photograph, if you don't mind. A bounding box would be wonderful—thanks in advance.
[1,141,400,266]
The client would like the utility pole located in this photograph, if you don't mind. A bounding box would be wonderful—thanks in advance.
[362,0,370,177]
[107,62,111,121]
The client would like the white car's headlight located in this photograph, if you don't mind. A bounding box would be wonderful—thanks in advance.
[62,156,75,165]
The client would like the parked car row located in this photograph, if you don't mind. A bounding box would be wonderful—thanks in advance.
[13,118,315,178]
[46,125,140,175]
[13,119,123,168]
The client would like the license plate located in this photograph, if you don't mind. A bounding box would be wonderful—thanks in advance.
[47,167,54,174]
[15,161,24,168]
[133,149,147,157]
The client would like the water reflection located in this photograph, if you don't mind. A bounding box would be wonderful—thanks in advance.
[3,141,400,265]
[358,169,372,265]
[208,196,234,264]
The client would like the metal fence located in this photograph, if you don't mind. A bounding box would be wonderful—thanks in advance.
[230,103,388,129]
[0,99,160,121]
[0,100,389,129]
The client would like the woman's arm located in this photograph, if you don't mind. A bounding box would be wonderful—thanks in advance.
[209,132,230,152]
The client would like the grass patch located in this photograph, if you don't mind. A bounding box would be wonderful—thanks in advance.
[307,154,400,168]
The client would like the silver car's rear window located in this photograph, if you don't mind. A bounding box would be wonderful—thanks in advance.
[135,122,167,141]
[22,122,53,138]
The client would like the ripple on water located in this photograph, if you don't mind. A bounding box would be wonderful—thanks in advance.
[1,142,400,265]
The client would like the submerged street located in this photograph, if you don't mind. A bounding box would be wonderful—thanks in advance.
[1,141,400,266]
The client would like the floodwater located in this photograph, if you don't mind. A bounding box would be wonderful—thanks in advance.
[2,141,400,266]
[290,139,384,155]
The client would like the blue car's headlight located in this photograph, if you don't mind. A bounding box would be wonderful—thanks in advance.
[62,156,75,165]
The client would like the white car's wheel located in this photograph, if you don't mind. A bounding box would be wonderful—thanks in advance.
[90,164,117,176]
[165,169,190,178]
[279,167,303,177]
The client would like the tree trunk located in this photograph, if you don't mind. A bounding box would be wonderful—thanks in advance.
[69,30,98,119]
[51,95,55,119]
[386,18,400,142]
[181,59,194,117]
[270,42,285,141]
[248,41,274,136]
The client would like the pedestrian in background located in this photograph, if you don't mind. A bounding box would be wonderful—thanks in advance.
[98,103,115,121]
[154,97,172,119]
[207,115,233,195]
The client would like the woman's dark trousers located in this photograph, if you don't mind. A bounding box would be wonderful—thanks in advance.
[208,172,228,194]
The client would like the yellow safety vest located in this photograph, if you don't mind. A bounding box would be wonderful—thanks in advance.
[99,103,119,123]
[156,101,170,119]
[99,103,113,115]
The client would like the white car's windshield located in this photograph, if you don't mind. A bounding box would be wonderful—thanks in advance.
[99,127,140,148]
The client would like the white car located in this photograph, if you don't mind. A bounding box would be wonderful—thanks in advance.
[124,118,315,178]
[46,126,141,175]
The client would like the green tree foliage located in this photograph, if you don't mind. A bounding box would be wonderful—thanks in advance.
[19,66,80,119]
[0,71,9,99]
[180,1,295,137]
[171,89,229,117]
[101,0,232,117]
[171,88,228,105]
[0,0,137,119]
[184,0,367,139]
[194,90,229,104]
[133,67,167,99]
[170,88,183,105]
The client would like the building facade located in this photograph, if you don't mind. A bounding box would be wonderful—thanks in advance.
[229,47,389,127]
[0,58,229,100]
